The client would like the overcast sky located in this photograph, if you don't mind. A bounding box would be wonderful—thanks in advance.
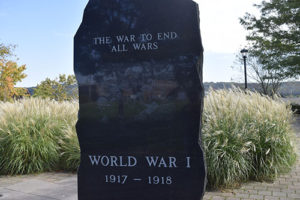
[0,0,263,87]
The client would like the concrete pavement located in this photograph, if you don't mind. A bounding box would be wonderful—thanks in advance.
[0,173,77,200]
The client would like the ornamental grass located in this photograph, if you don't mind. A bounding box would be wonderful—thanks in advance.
[0,90,297,190]
[203,88,297,189]
[0,98,78,175]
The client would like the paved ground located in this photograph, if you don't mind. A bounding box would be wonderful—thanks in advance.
[0,115,299,200]
[0,173,76,200]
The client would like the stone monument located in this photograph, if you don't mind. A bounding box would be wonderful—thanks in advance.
[74,0,206,199]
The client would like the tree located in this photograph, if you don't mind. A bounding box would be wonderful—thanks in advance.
[0,44,14,59]
[235,53,284,96]
[240,0,300,79]
[33,74,78,101]
[0,44,28,101]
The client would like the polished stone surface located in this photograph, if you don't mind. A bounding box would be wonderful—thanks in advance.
[74,0,206,199]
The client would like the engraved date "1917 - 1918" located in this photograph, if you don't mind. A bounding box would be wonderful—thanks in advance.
[105,175,173,185]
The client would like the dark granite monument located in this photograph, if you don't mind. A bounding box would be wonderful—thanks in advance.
[74,0,206,199]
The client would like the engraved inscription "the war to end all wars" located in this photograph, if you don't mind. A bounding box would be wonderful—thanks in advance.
[88,155,192,185]
[93,32,179,53]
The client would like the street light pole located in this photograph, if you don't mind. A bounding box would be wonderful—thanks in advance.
[241,49,248,89]
[243,56,247,89]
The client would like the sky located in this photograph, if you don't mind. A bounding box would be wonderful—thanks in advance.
[0,0,263,87]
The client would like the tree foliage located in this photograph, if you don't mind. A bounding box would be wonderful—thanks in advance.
[33,74,78,101]
[240,0,300,79]
[0,44,28,101]
[0,44,14,59]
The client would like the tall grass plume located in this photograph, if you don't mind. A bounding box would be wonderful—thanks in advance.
[0,98,78,175]
[0,90,297,190]
[203,88,297,189]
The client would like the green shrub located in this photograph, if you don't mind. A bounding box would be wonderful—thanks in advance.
[203,88,297,189]
[0,98,78,175]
